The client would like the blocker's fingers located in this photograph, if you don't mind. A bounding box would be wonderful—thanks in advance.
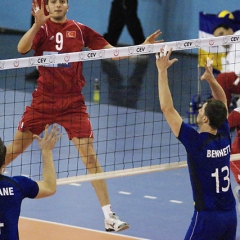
[206,57,213,67]
[164,45,168,56]
[155,53,159,59]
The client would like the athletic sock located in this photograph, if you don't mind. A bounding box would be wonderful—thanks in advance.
[102,204,112,219]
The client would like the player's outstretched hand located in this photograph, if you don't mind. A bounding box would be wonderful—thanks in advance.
[32,0,53,27]
[156,47,178,72]
[143,30,164,45]
[33,125,62,151]
[200,57,215,82]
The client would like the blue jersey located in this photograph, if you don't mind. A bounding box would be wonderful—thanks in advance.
[0,175,39,240]
[178,120,235,211]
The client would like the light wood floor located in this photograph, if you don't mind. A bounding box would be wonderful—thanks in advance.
[19,217,142,240]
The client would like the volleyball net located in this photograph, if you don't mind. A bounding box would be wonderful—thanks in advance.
[0,35,239,185]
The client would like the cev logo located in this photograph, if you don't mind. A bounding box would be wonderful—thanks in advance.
[87,52,97,58]
[184,42,193,47]
[231,36,239,42]
[136,47,146,52]
[37,58,47,64]
[128,46,150,55]
[85,51,105,59]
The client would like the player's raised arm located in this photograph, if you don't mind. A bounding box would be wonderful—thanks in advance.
[34,125,62,198]
[156,47,182,137]
[18,0,52,54]
[200,58,228,112]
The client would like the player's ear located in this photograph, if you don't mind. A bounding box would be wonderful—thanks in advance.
[203,115,208,123]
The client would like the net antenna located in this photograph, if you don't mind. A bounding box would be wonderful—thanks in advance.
[1,34,240,185]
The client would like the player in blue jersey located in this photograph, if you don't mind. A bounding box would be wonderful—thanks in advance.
[0,124,61,239]
[156,48,237,239]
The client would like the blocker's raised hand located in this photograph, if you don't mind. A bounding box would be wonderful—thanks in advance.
[34,124,62,151]
[156,47,178,71]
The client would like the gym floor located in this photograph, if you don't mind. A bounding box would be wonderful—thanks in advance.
[0,33,240,240]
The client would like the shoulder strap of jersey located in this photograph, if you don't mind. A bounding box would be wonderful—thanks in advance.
[0,175,23,192]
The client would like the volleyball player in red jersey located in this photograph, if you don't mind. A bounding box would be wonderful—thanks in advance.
[5,0,163,232]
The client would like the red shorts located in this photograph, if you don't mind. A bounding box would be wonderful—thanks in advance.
[18,89,93,139]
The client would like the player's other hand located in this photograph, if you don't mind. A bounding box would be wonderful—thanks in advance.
[143,30,164,45]
[32,0,53,27]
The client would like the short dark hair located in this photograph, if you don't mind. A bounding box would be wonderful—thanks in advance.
[204,99,227,129]
[212,24,231,34]
[0,138,6,169]
[46,0,68,4]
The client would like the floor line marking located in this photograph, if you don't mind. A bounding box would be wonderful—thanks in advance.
[144,195,157,200]
[118,191,131,195]
[170,200,183,204]
[69,183,81,186]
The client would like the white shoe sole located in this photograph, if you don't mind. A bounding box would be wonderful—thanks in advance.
[105,223,129,232]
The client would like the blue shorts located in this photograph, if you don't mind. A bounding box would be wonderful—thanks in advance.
[184,209,237,240]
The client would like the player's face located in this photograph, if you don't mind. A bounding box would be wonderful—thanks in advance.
[46,0,69,22]
[196,102,207,126]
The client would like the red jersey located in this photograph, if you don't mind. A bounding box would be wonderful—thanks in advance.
[32,19,109,94]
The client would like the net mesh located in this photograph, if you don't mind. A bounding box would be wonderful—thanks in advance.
[0,35,239,184]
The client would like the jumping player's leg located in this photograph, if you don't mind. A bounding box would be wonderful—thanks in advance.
[72,137,129,232]
[5,92,54,167]
[60,95,129,231]
[5,130,34,167]
[72,137,110,206]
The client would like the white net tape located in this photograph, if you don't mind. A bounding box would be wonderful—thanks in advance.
[0,35,239,70]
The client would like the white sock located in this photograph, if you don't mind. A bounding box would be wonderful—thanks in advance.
[102,204,112,219]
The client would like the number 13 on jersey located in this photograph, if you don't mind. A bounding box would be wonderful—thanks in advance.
[211,166,230,193]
